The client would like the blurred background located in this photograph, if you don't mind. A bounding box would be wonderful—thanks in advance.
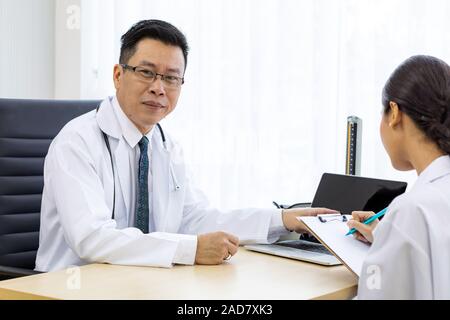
[1,0,449,209]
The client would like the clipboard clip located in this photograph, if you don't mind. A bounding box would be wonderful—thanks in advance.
[318,214,347,223]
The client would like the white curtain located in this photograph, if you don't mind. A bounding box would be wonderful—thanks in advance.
[79,0,450,210]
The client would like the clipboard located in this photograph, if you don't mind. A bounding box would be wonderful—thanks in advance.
[299,215,371,277]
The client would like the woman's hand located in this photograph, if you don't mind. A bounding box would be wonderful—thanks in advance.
[347,211,379,243]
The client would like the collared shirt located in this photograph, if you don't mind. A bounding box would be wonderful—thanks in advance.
[358,155,450,299]
[110,97,289,263]
[35,96,290,272]
[111,96,155,228]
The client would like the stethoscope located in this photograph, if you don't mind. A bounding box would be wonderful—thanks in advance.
[97,104,180,219]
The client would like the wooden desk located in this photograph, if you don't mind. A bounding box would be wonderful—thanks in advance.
[0,248,357,300]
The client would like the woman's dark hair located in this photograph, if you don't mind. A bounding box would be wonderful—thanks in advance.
[119,19,189,70]
[382,55,450,155]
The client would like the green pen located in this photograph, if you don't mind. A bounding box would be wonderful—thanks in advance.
[345,207,388,236]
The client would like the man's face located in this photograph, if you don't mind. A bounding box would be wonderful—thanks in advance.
[113,38,185,134]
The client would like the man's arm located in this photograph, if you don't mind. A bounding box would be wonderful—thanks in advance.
[46,133,187,267]
[179,173,338,240]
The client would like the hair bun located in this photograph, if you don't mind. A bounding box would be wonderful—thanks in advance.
[428,121,450,154]
[381,55,450,155]
[439,104,449,124]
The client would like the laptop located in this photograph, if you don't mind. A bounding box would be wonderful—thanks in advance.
[245,173,407,266]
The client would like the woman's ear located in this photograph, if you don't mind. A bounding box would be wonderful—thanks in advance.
[388,101,402,128]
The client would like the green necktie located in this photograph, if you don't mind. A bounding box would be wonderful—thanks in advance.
[135,136,149,233]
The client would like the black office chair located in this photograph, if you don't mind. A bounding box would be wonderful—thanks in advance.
[0,98,101,280]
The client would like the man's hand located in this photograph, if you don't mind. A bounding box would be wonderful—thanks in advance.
[347,211,379,243]
[195,231,239,265]
[281,207,339,233]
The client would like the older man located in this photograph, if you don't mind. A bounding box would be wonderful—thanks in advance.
[36,20,335,272]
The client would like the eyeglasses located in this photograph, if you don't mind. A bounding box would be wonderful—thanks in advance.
[120,64,184,89]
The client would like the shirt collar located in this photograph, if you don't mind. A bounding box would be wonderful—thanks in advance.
[413,155,450,188]
[111,96,155,148]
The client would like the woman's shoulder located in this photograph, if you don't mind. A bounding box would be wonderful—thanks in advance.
[384,177,450,232]
[395,170,448,204]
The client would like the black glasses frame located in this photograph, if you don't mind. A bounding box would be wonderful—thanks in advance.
[120,64,185,87]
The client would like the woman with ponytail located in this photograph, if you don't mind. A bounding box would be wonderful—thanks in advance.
[348,55,450,299]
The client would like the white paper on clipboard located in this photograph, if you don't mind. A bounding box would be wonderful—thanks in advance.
[299,215,371,277]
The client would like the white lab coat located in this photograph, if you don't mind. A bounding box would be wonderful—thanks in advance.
[358,155,450,299]
[35,97,284,272]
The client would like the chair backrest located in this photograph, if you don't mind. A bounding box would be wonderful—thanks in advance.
[0,98,101,275]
